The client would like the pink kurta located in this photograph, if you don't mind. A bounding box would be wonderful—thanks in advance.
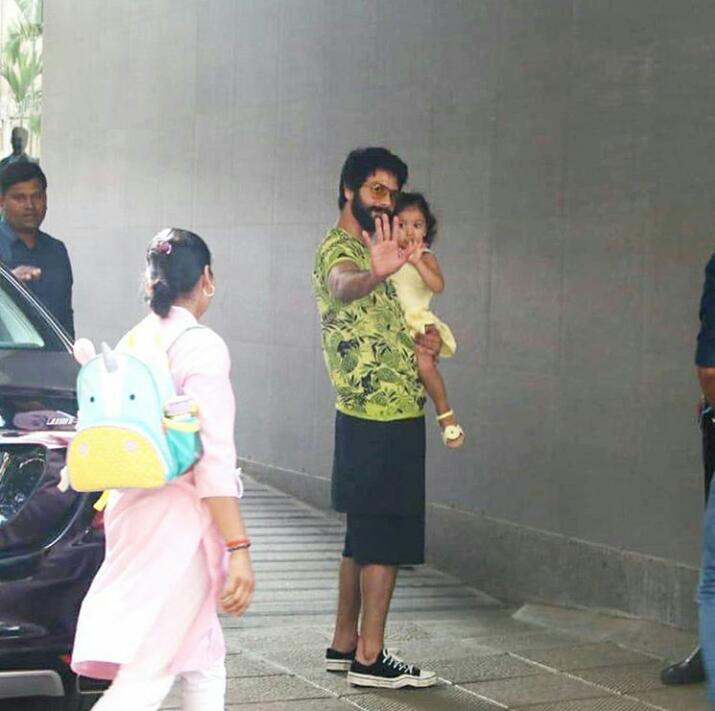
[71,306,239,680]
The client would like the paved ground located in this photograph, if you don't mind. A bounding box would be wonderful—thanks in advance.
[161,478,710,710]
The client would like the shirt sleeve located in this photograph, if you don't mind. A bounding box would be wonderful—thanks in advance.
[318,232,366,280]
[61,244,75,339]
[696,253,715,366]
[177,329,239,499]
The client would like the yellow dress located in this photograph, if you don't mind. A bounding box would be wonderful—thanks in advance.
[389,255,456,358]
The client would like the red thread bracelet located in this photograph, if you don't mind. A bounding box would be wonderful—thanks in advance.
[225,538,250,549]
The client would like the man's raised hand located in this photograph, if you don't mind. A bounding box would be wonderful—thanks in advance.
[361,213,417,280]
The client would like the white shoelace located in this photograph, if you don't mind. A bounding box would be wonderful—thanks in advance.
[383,650,415,675]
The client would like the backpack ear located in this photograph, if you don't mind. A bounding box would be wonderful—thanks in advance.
[73,338,96,365]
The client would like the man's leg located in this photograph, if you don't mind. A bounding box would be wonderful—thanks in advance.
[331,556,362,652]
[356,563,398,664]
[661,404,714,685]
[700,476,715,703]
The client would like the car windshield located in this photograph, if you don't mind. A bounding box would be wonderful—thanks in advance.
[0,270,68,352]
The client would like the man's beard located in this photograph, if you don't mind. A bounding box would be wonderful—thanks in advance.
[351,191,391,233]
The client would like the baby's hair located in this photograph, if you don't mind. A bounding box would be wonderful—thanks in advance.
[394,192,437,247]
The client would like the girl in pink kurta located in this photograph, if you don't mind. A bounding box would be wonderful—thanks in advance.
[72,229,254,711]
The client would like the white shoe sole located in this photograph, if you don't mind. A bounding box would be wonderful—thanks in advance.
[326,659,352,672]
[347,671,437,689]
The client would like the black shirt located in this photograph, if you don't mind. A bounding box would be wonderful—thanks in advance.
[0,220,74,338]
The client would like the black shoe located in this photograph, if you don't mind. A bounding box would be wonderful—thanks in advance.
[660,647,706,685]
[325,646,356,672]
[347,649,437,689]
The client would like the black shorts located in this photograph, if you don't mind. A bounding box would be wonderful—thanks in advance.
[331,411,425,516]
[342,512,425,565]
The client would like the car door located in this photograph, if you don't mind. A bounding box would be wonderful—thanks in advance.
[0,267,92,581]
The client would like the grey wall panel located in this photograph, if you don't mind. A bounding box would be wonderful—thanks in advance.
[43,0,715,625]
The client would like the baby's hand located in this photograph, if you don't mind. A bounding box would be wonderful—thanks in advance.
[407,238,425,265]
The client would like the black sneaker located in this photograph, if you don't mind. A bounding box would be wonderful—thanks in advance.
[347,649,437,689]
[660,647,706,685]
[325,646,356,672]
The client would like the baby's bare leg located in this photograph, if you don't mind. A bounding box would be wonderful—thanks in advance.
[417,349,451,417]
[416,338,464,447]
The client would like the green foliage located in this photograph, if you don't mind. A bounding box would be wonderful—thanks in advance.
[1,0,43,140]
[0,48,41,107]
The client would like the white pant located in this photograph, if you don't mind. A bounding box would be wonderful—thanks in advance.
[92,548,225,711]
[91,660,226,711]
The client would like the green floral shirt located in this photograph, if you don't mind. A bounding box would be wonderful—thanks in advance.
[313,227,425,421]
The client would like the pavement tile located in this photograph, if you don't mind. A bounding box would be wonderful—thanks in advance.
[244,504,316,511]
[633,684,711,711]
[471,632,586,652]
[245,597,486,618]
[253,539,345,547]
[380,622,435,641]
[257,569,338,578]
[225,702,357,711]
[519,698,654,711]
[284,667,376,697]
[381,638,501,661]
[162,675,334,709]
[252,552,342,562]
[463,672,610,706]
[515,642,656,671]
[232,613,339,628]
[224,675,333,704]
[170,478,707,711]
[570,661,670,694]
[255,575,465,591]
[258,542,345,550]
[417,615,540,639]
[251,561,342,572]
[223,624,332,649]
[225,652,285,678]
[249,526,344,535]
[248,516,329,522]
[250,644,339,671]
[354,685,503,711]
[252,585,483,605]
[428,653,542,684]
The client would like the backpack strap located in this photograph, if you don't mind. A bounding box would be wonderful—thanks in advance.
[166,324,206,353]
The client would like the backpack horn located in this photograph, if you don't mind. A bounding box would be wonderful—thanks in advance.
[101,342,118,373]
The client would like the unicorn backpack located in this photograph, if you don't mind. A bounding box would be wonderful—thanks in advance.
[66,322,203,493]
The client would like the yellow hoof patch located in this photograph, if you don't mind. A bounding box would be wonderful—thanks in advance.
[68,426,167,491]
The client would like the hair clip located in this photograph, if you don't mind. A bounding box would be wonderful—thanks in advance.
[156,241,172,255]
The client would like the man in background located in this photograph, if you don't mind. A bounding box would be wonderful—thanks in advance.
[0,162,74,337]
[0,127,35,170]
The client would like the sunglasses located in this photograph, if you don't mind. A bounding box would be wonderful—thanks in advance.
[363,182,399,201]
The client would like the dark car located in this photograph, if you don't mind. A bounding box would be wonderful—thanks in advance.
[0,265,105,710]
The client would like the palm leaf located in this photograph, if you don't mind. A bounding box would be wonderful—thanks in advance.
[14,0,42,25]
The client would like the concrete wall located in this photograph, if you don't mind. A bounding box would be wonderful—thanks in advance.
[42,0,715,627]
